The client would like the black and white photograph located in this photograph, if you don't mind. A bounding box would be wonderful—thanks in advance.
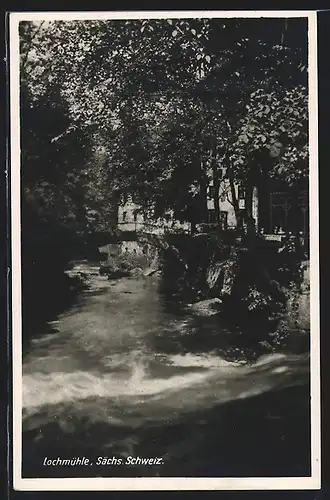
[9,10,320,491]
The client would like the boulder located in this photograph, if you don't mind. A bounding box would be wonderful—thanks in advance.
[206,258,239,298]
[286,261,310,330]
[286,288,310,331]
[143,266,160,277]
[107,268,131,280]
[206,262,224,290]
[187,298,223,316]
[131,267,144,276]
[99,265,113,276]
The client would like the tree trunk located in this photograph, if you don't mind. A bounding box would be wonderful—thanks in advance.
[199,159,209,224]
[211,150,221,227]
[227,170,240,230]
[244,182,256,239]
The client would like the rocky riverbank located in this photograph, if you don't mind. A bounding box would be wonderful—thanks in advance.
[99,252,161,280]
[157,232,310,353]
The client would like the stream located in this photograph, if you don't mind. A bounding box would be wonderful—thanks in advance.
[22,261,311,478]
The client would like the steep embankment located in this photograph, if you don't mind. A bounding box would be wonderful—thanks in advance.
[158,232,310,350]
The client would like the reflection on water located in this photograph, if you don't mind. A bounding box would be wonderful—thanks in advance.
[22,262,311,478]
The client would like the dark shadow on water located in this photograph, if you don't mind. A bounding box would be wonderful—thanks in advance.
[151,312,269,363]
[154,295,310,363]
[22,272,89,356]
[22,382,310,478]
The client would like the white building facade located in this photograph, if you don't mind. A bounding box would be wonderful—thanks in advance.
[206,179,259,231]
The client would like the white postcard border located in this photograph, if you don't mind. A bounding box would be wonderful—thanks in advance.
[9,10,321,491]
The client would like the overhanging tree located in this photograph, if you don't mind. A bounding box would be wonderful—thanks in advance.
[20,17,308,237]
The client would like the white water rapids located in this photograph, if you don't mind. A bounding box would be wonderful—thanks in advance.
[22,262,310,477]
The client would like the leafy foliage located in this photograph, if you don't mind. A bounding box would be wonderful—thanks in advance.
[20,17,308,233]
[19,17,310,347]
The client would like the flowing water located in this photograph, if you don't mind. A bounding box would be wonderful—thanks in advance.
[22,261,311,478]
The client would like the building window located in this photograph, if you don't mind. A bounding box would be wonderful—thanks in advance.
[208,209,217,223]
[209,186,217,199]
[238,186,245,200]
[208,210,228,228]
[122,211,127,222]
[133,210,138,222]
[237,208,245,229]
